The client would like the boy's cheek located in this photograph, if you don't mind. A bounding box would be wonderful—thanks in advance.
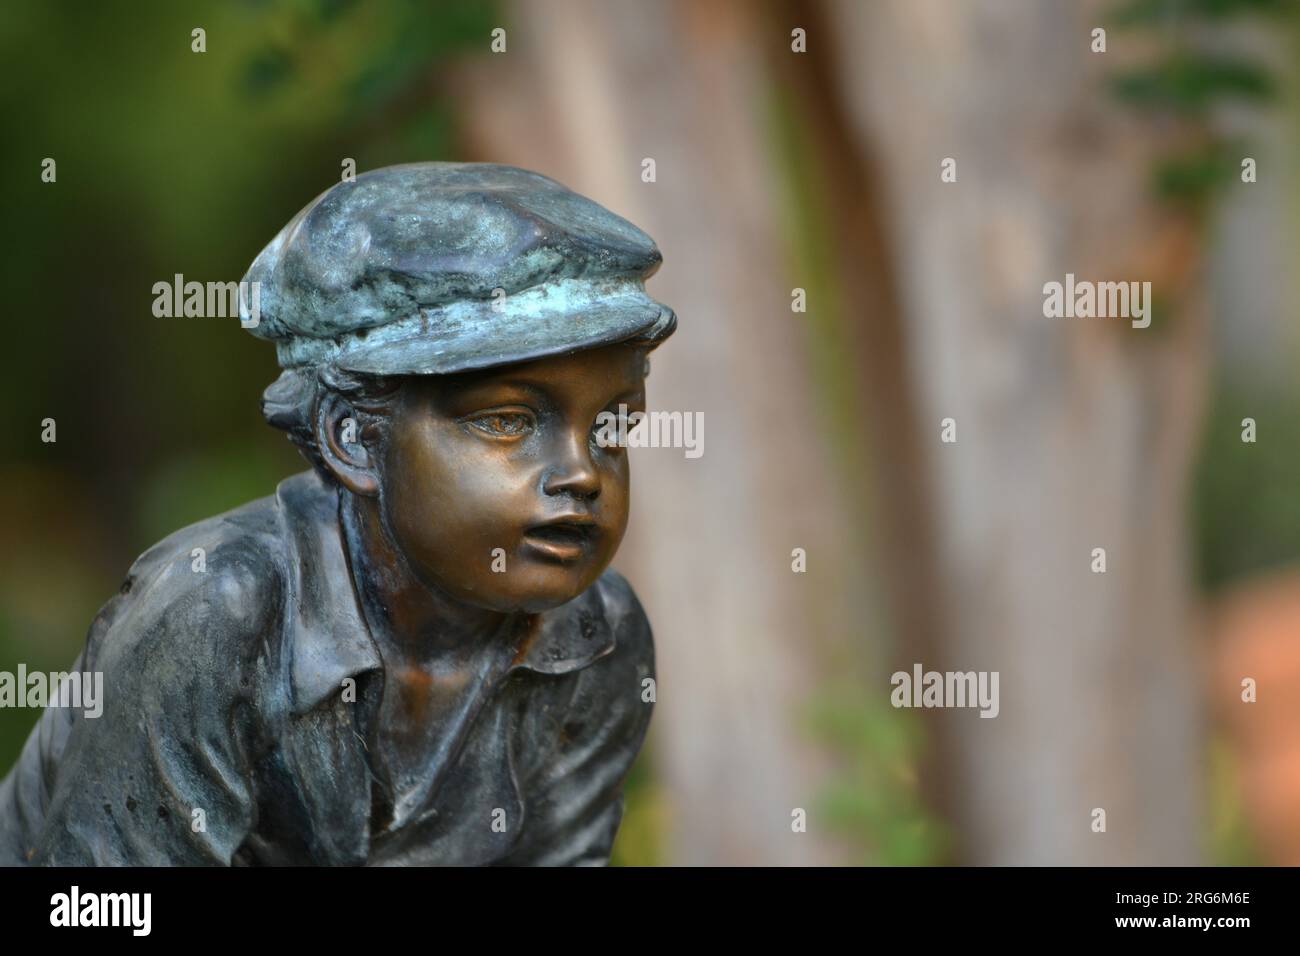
[381,434,630,597]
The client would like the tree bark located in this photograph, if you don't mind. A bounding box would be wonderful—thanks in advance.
[832,0,1208,863]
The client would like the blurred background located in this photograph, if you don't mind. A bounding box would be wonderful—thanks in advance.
[2,0,1298,865]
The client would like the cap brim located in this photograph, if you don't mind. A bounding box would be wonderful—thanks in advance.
[274,284,675,376]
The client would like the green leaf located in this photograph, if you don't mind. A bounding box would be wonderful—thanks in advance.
[1111,0,1296,28]
[1111,54,1275,114]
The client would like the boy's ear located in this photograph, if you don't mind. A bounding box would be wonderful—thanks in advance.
[315,391,380,496]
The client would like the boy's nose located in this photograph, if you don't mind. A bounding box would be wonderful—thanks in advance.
[541,430,601,500]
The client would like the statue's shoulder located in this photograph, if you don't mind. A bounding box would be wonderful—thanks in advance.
[593,566,655,666]
[91,479,302,676]
[126,489,285,607]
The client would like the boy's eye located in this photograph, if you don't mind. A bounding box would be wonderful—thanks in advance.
[464,410,535,438]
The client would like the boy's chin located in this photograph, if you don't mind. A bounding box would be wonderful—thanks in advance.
[470,567,607,615]
[465,590,584,616]
[511,579,600,614]
[513,593,583,614]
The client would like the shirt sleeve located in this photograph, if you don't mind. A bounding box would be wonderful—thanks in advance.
[5,545,276,866]
[0,662,79,865]
[499,578,656,866]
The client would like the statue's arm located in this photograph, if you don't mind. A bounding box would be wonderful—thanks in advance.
[0,660,80,865]
[18,549,278,866]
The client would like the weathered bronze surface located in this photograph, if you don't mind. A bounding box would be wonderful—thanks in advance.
[0,163,674,865]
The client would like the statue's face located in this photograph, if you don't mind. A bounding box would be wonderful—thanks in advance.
[377,343,647,613]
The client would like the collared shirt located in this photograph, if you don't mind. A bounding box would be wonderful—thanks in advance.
[0,471,655,866]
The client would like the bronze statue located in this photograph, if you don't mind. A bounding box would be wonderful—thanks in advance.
[0,162,675,865]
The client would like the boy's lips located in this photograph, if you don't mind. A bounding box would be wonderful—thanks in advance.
[521,516,598,562]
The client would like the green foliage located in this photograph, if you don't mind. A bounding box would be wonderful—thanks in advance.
[609,748,665,867]
[1207,735,1265,865]
[243,46,296,96]
[234,0,495,118]
[1151,139,1244,202]
[803,684,949,865]
[1193,383,1300,592]
[1108,0,1297,211]
[1112,0,1296,26]
[1111,54,1275,115]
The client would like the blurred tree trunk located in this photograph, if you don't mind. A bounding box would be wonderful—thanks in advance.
[451,0,862,864]
[830,0,1208,863]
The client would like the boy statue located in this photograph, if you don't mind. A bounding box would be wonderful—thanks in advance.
[0,162,674,866]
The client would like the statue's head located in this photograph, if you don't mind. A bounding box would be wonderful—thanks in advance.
[243,163,675,613]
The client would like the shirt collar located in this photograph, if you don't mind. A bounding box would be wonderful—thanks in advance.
[275,471,616,716]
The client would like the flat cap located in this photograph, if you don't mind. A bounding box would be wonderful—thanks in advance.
[240,162,676,374]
